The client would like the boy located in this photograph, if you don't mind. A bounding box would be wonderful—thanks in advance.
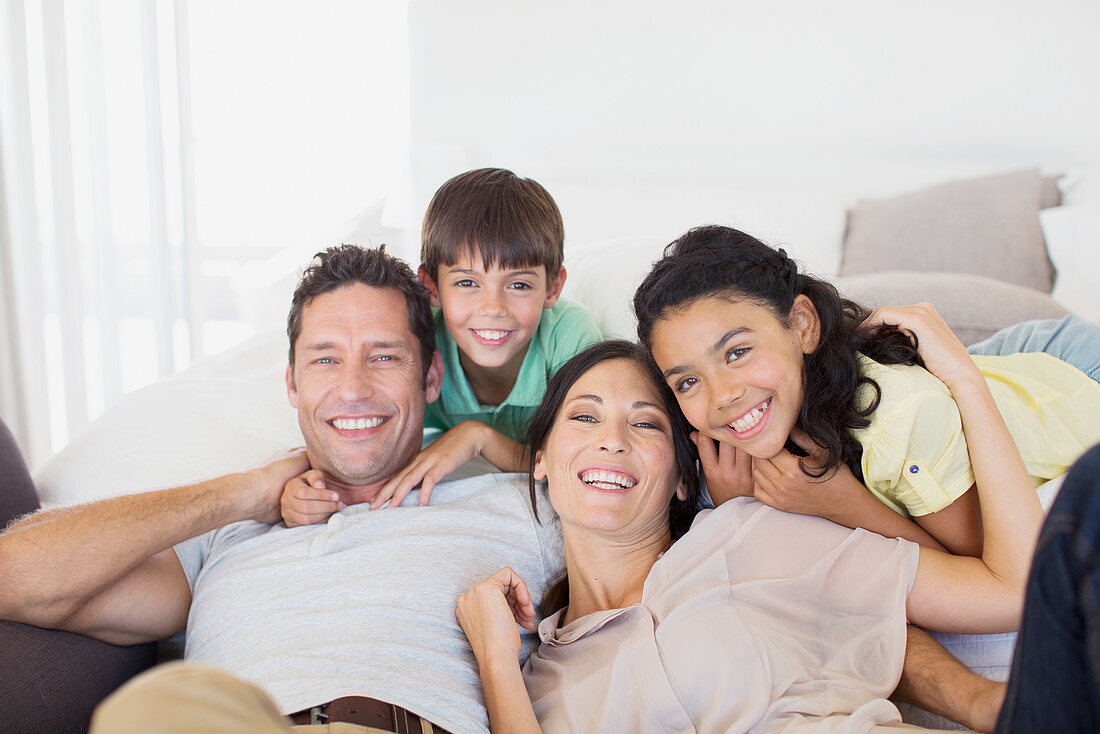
[281,169,601,525]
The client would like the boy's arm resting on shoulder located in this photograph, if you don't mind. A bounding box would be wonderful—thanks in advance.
[0,451,308,644]
[373,422,526,509]
[477,425,528,472]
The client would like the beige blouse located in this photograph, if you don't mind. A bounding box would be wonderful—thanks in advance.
[523,498,926,733]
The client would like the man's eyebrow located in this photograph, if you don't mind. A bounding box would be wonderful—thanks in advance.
[661,327,752,379]
[298,340,337,353]
[298,339,411,352]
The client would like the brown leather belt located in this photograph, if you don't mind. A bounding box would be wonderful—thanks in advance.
[287,695,451,733]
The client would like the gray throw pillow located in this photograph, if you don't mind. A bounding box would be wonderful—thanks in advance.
[840,169,1055,293]
[831,270,1072,346]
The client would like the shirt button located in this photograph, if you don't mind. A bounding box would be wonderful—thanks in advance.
[909,465,919,474]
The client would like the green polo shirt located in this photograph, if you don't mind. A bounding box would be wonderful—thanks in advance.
[425,298,602,442]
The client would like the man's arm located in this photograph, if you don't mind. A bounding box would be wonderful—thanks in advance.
[0,451,308,645]
[894,625,1005,733]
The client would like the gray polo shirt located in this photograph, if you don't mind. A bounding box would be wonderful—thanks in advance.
[174,473,563,734]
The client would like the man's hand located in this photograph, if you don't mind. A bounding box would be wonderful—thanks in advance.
[370,421,489,510]
[456,567,535,669]
[247,449,311,524]
[281,469,345,527]
[751,428,862,520]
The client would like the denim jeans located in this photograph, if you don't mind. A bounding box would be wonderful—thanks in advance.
[968,315,1100,382]
[997,443,1100,733]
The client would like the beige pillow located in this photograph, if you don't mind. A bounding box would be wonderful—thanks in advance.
[832,270,1072,346]
[841,169,1055,293]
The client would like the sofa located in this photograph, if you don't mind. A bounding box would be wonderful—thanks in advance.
[25,168,1095,730]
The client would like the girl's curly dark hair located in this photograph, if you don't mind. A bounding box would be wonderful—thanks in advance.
[634,225,923,482]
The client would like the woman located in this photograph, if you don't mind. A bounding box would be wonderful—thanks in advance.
[457,316,1043,733]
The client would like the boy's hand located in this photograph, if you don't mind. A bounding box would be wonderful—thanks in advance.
[281,469,345,527]
[370,421,489,510]
[247,448,312,525]
[693,431,754,505]
[752,427,862,520]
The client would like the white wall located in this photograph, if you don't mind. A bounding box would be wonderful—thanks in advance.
[405,0,1100,272]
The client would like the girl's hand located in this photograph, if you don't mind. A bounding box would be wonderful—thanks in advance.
[456,567,535,668]
[752,428,864,520]
[280,468,344,527]
[693,432,754,505]
[864,303,981,389]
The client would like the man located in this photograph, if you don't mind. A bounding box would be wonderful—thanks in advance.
[0,245,563,733]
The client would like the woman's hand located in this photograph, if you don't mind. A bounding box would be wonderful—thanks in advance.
[693,432,754,505]
[457,569,545,734]
[456,567,536,669]
[864,303,981,390]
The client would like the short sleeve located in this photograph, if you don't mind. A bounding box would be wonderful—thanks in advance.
[173,530,216,594]
[423,399,452,434]
[547,301,603,373]
[859,388,975,517]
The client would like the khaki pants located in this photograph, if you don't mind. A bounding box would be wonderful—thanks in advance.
[90,662,392,734]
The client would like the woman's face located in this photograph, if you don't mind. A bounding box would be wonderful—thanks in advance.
[648,294,819,460]
[534,358,686,539]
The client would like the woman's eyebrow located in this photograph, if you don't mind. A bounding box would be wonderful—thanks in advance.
[567,394,603,404]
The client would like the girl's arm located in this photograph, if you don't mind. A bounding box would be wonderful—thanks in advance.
[868,305,1043,633]
[456,568,544,734]
[912,487,982,557]
[750,428,948,552]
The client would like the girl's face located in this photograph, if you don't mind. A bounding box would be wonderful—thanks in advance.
[534,358,686,540]
[648,294,820,460]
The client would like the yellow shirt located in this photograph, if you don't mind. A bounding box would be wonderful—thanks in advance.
[853,353,1100,517]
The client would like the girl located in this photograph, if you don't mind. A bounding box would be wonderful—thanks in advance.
[634,225,1100,556]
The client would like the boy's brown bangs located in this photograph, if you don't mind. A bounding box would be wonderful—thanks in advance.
[420,168,564,279]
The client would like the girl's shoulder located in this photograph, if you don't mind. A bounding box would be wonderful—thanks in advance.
[855,353,950,409]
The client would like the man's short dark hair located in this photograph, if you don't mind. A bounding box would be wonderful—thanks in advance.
[421,168,564,281]
[287,245,435,381]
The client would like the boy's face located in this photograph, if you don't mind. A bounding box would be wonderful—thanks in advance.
[420,254,566,372]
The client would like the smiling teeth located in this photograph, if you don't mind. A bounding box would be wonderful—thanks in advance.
[333,417,384,430]
[729,401,769,433]
[474,329,509,340]
[580,470,637,490]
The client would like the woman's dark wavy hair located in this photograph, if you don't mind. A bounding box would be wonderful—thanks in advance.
[634,225,923,483]
[524,339,700,615]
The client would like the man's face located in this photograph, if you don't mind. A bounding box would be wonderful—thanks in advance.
[286,284,442,489]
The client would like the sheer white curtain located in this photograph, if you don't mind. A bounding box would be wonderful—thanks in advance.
[0,0,410,467]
